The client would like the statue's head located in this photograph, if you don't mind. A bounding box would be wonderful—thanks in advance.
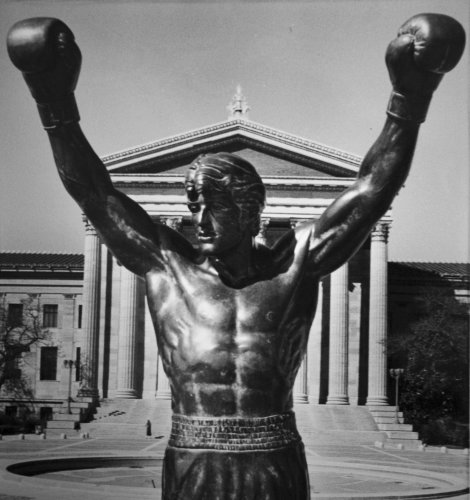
[184,153,266,254]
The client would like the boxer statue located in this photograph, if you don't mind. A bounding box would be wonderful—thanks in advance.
[7,14,465,500]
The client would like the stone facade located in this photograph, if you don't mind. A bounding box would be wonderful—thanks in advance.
[0,253,84,418]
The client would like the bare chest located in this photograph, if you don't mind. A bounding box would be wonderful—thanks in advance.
[146,265,293,342]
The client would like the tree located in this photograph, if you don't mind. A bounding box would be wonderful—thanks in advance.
[0,297,50,393]
[389,287,469,446]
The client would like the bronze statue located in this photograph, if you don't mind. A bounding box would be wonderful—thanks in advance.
[7,14,465,500]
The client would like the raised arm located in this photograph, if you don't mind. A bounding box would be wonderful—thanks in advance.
[7,18,196,276]
[308,14,465,278]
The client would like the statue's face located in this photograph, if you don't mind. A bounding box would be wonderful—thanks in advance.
[187,190,249,256]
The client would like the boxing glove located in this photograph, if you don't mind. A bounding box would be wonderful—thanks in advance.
[386,13,466,122]
[7,17,82,128]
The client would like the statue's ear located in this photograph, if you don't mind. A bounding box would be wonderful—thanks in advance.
[186,184,198,202]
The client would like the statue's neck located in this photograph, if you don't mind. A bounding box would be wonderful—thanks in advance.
[210,237,254,279]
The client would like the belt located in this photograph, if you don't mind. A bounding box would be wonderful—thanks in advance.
[169,412,301,451]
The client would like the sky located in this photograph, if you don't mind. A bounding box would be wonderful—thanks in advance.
[0,0,468,262]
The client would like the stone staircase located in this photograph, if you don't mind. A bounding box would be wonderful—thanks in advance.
[368,405,422,448]
[295,404,388,446]
[46,397,96,436]
[80,400,410,446]
[81,399,172,439]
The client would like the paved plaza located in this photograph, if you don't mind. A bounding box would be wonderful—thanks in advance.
[0,433,468,499]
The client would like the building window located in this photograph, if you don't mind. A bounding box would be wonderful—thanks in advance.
[78,305,83,328]
[7,304,23,327]
[75,347,81,382]
[40,407,53,421]
[40,347,58,380]
[43,305,58,328]
[5,406,17,417]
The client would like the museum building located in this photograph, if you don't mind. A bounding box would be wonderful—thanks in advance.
[1,91,468,424]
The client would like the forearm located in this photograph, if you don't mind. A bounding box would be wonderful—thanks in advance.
[356,116,419,214]
[45,120,115,212]
[41,101,163,273]
[311,116,419,276]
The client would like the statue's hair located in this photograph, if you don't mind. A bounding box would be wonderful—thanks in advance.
[185,153,266,236]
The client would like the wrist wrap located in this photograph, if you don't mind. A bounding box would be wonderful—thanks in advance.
[386,91,430,123]
[37,94,80,129]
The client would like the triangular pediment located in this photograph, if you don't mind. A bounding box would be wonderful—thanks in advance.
[104,119,360,179]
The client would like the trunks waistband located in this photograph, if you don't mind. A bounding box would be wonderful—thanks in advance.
[169,412,301,451]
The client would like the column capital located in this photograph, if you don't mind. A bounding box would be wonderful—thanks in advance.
[260,217,270,231]
[162,216,183,232]
[255,217,270,244]
[289,218,309,229]
[371,222,390,243]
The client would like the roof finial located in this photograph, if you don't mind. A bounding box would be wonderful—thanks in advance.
[227,85,250,121]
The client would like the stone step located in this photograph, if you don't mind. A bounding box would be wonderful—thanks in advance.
[385,438,423,449]
[299,430,387,446]
[373,416,405,424]
[367,405,399,411]
[377,423,413,431]
[81,422,170,438]
[46,420,79,430]
[385,430,420,440]
[77,397,95,403]
[369,410,403,418]
[57,407,82,415]
[67,401,93,409]
[294,405,379,431]
[93,399,172,422]
[51,413,80,422]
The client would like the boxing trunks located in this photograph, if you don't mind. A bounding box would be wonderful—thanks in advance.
[162,412,310,499]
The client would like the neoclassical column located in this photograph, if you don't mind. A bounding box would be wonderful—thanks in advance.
[115,266,140,398]
[327,263,350,404]
[77,216,101,399]
[255,217,270,245]
[367,222,390,406]
[294,359,309,404]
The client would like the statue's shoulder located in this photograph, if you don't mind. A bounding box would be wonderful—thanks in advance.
[256,222,313,275]
[271,220,314,254]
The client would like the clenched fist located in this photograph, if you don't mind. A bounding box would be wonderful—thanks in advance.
[386,14,466,122]
[7,18,81,127]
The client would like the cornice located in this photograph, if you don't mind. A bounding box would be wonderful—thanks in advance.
[103,119,361,175]
[111,174,354,192]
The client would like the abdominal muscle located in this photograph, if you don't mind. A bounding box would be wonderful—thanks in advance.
[166,328,296,418]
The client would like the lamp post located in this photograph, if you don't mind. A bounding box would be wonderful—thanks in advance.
[64,359,76,414]
[389,368,404,424]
